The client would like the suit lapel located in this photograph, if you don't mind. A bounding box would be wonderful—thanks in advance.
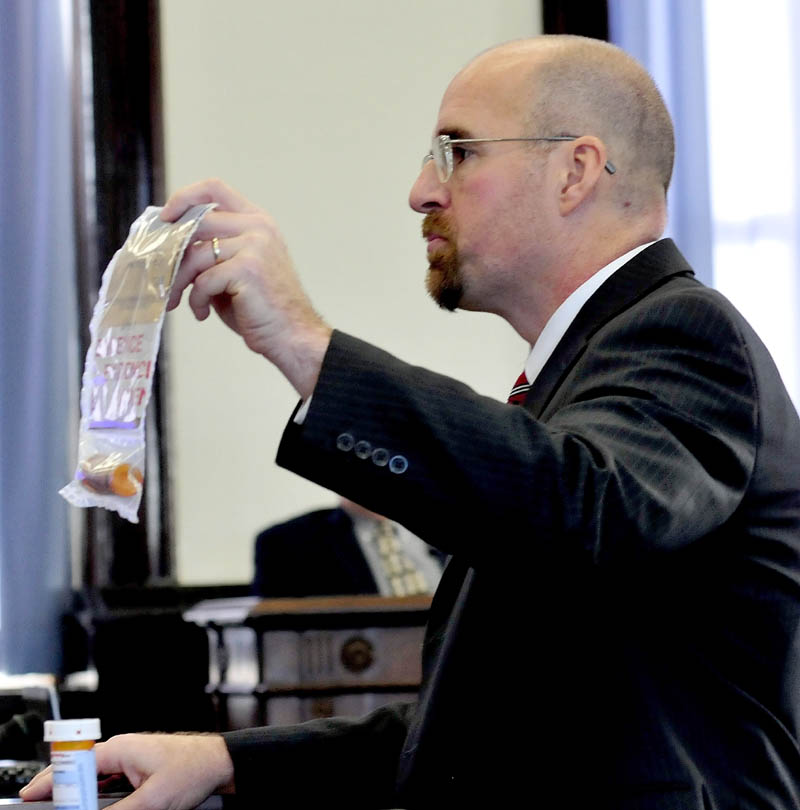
[524,239,695,417]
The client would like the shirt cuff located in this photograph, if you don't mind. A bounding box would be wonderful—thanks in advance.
[293,396,313,424]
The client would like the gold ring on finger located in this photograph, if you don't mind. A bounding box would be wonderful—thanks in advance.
[211,236,222,264]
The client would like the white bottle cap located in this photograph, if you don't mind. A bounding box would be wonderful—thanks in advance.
[44,718,101,741]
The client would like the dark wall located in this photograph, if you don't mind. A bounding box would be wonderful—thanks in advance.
[542,0,609,39]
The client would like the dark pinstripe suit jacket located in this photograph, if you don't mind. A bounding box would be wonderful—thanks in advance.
[225,240,800,809]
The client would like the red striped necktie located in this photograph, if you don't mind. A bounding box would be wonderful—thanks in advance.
[507,370,531,405]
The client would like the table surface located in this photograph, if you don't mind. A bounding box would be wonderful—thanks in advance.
[0,797,227,810]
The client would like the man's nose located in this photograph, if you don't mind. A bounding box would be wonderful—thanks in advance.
[409,160,450,213]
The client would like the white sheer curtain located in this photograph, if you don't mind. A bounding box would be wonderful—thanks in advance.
[702,0,800,407]
[0,0,76,672]
[609,0,800,409]
[608,0,713,285]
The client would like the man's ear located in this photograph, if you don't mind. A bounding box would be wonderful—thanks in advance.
[558,136,608,216]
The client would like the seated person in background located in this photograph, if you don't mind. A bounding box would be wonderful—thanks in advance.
[253,497,444,598]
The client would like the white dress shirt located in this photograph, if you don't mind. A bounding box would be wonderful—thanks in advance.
[522,241,654,385]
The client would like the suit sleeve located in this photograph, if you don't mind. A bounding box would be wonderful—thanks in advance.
[223,701,414,808]
[277,285,758,570]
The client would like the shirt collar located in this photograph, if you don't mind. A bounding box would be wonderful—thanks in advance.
[524,241,656,385]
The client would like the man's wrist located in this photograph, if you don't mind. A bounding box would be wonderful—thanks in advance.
[209,734,236,794]
[272,322,332,400]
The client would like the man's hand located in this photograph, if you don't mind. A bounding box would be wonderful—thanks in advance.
[20,733,235,810]
[162,178,332,399]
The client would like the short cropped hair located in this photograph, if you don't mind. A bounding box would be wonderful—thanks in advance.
[522,36,675,196]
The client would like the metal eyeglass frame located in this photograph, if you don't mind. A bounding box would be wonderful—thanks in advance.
[423,133,617,183]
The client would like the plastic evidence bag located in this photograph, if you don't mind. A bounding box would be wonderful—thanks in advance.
[60,203,215,523]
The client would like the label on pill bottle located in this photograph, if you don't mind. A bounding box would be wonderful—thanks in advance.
[51,748,98,810]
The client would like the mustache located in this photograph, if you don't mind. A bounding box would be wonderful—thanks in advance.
[422,211,455,240]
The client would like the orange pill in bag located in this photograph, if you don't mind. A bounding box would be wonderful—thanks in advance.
[110,463,144,497]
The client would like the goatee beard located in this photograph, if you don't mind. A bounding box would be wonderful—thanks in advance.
[422,212,463,311]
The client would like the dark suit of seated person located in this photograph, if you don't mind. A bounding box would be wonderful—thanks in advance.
[253,498,444,597]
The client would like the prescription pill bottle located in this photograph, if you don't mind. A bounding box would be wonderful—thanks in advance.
[44,719,101,810]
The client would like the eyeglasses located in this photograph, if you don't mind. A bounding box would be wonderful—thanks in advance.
[423,133,617,183]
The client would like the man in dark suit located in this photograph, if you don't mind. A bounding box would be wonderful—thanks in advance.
[253,502,379,597]
[24,35,800,810]
[252,498,443,597]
